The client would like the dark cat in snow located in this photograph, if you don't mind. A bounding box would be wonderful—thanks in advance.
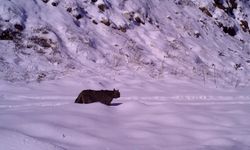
[75,89,120,105]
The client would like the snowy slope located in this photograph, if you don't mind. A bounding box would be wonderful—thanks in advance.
[0,0,250,87]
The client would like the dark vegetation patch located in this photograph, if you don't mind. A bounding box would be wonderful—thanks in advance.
[119,26,127,32]
[75,14,82,20]
[41,0,49,3]
[213,0,237,18]
[194,32,201,38]
[123,11,145,26]
[51,1,59,7]
[0,28,22,41]
[222,26,237,36]
[98,4,108,12]
[113,25,127,32]
[91,0,98,3]
[66,7,72,13]
[33,27,50,34]
[0,29,17,40]
[214,0,226,10]
[14,24,25,31]
[65,6,88,21]
[234,63,242,70]
[100,19,111,26]
[134,16,145,25]
[199,7,213,17]
[111,25,127,32]
[37,73,46,82]
[29,36,54,48]
[240,20,250,33]
[0,22,25,49]
[174,0,195,6]
[92,20,98,25]
[215,22,237,36]
[218,51,225,56]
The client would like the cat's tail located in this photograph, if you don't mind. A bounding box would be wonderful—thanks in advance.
[75,96,81,103]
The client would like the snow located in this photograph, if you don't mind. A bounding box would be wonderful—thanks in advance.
[1,0,250,149]
[1,0,250,86]
[1,73,250,150]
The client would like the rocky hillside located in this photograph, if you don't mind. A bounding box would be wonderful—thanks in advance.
[0,0,250,87]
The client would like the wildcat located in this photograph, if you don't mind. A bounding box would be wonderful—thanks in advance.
[75,89,120,105]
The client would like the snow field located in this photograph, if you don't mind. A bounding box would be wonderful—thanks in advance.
[1,97,250,150]
[1,76,250,150]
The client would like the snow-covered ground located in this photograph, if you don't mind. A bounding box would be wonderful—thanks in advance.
[1,72,250,150]
[1,0,250,149]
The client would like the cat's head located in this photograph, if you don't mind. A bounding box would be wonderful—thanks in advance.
[113,89,120,98]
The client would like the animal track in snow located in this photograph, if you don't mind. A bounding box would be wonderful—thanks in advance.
[120,95,250,105]
[1,94,250,110]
